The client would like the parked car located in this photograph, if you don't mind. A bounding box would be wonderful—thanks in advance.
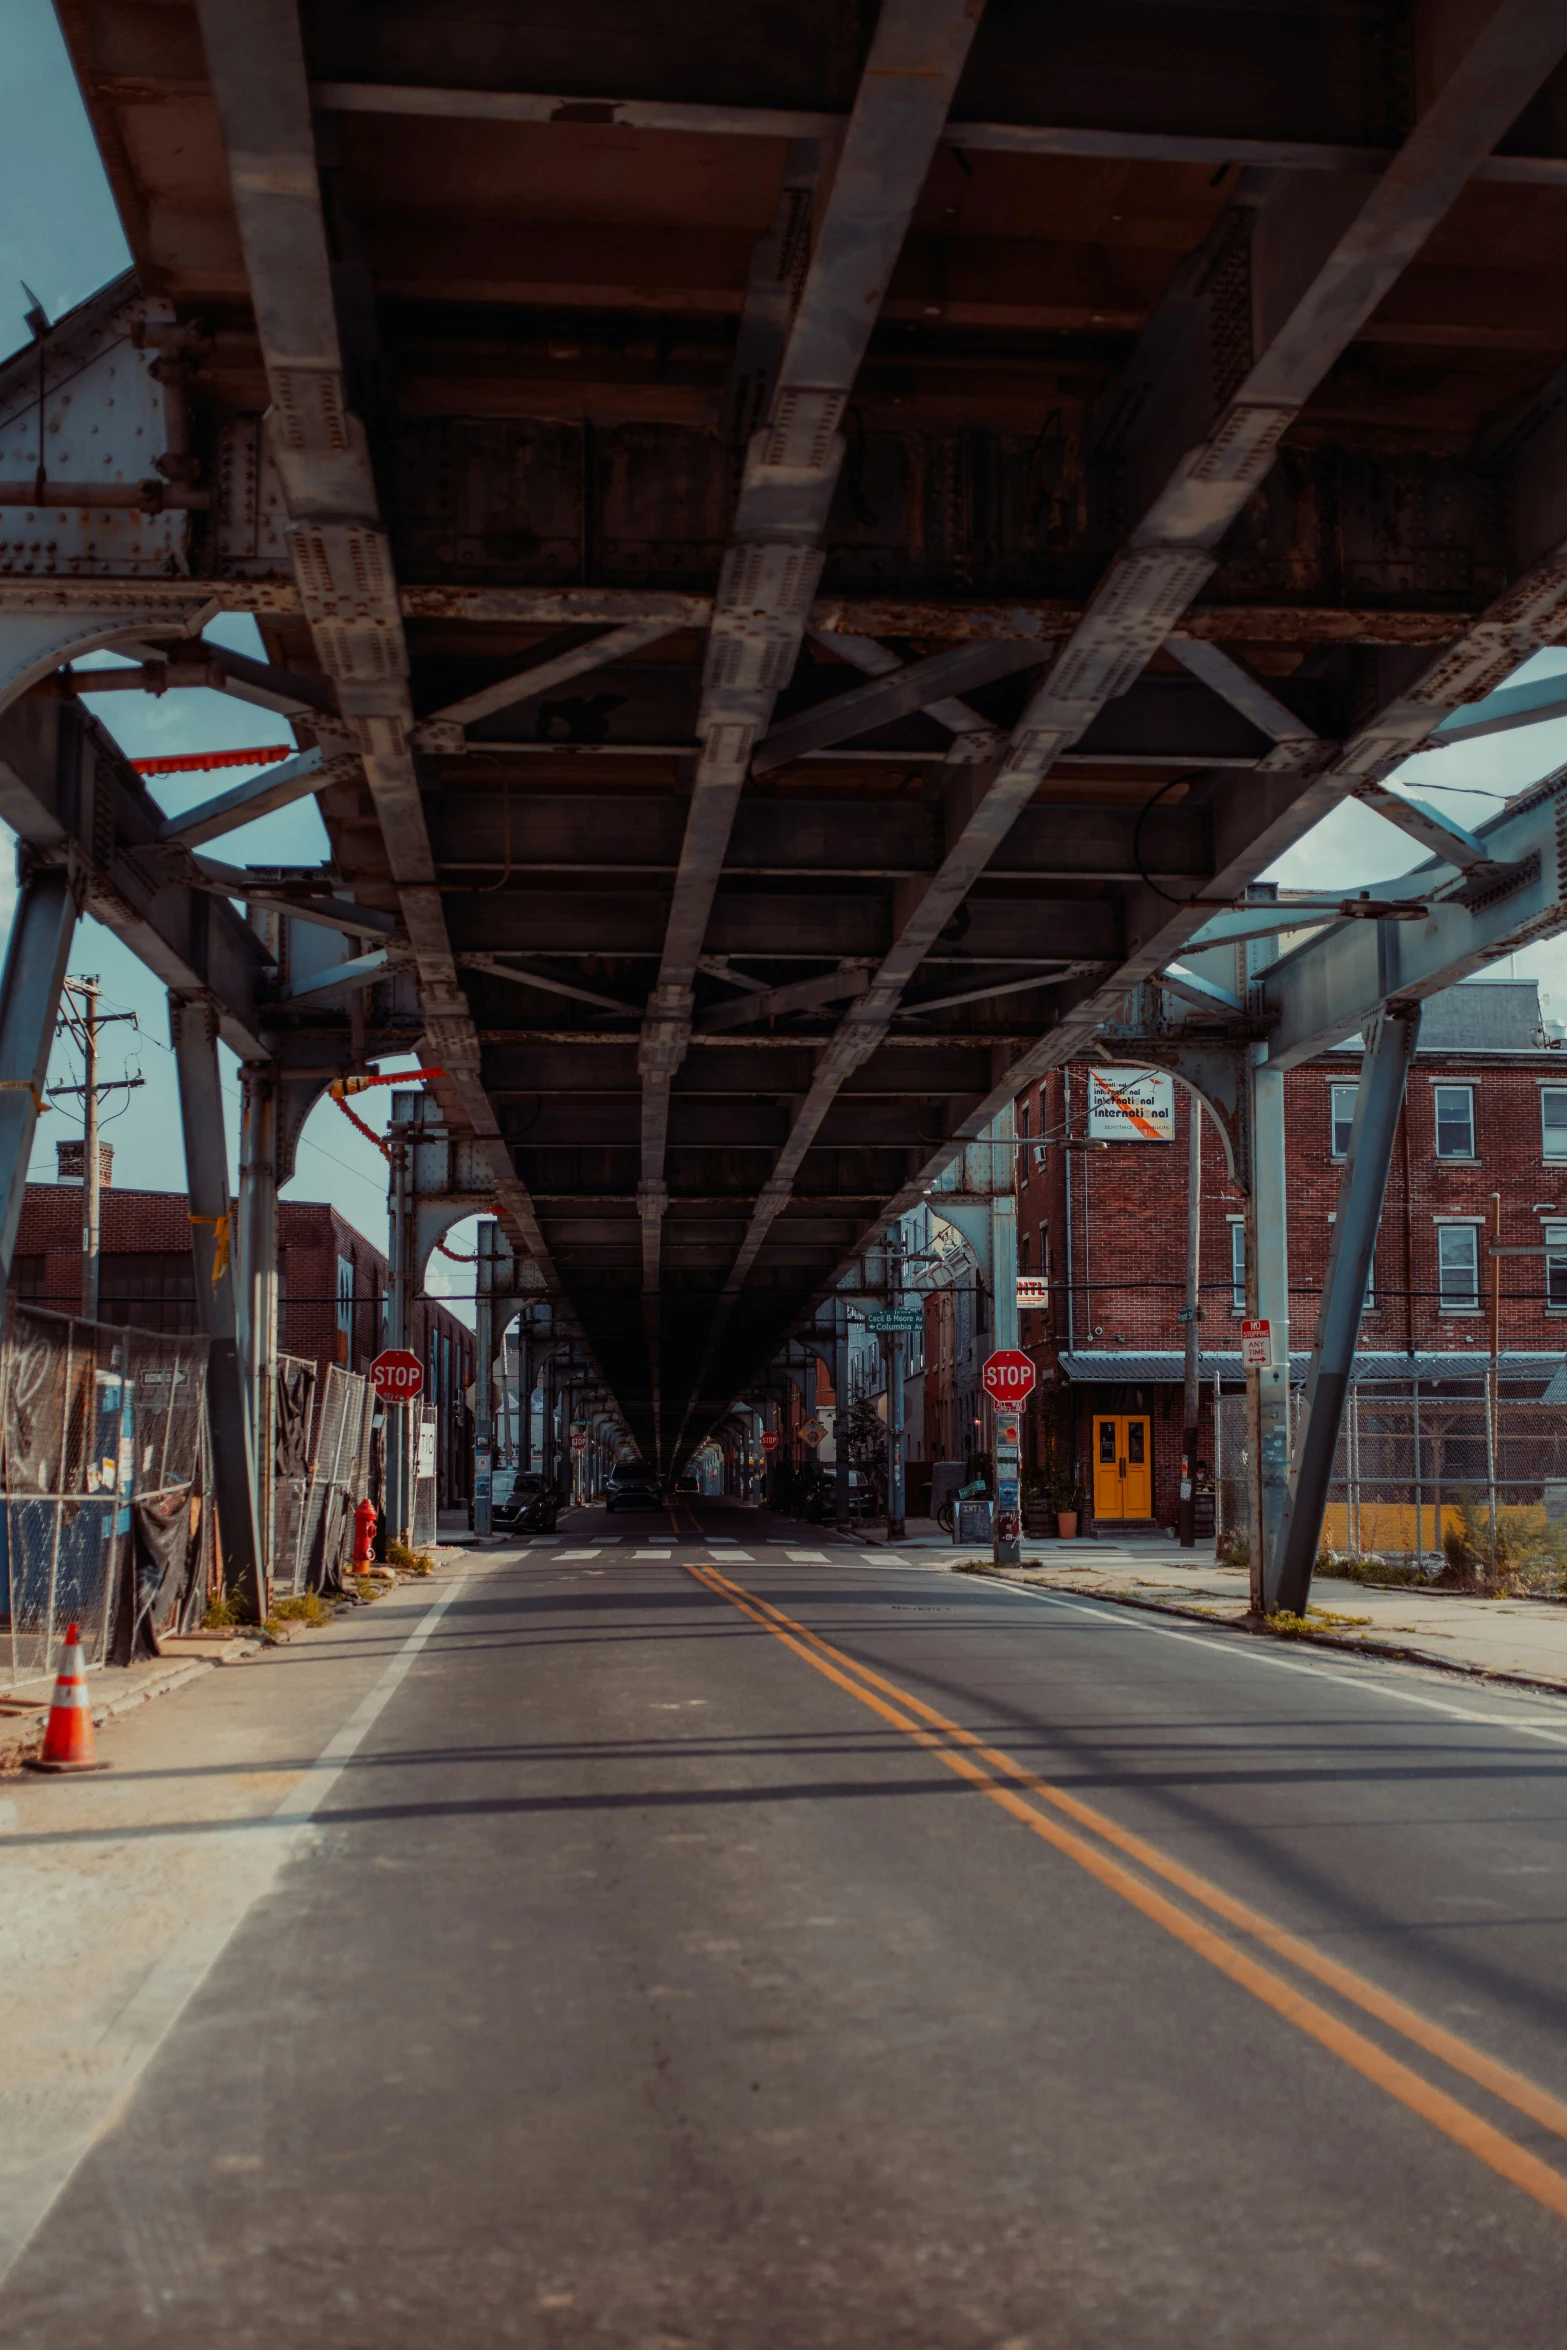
[491,1471,560,1535]
[605,1461,663,1513]
[802,1466,877,1523]
[670,1474,701,1496]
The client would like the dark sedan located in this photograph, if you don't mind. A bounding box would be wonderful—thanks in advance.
[491,1472,560,1535]
[605,1463,663,1513]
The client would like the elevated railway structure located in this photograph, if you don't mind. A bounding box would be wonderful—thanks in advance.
[5,2,1567,1601]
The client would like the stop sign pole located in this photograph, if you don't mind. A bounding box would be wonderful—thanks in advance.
[989,1140,1025,1564]
[982,1347,1036,1568]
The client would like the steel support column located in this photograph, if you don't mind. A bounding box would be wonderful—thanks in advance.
[385,1124,413,1542]
[474,1220,497,1537]
[238,1062,279,1580]
[1246,1054,1291,1613]
[1270,1003,1421,1616]
[170,991,264,1620]
[834,1296,852,1531]
[0,869,76,1295]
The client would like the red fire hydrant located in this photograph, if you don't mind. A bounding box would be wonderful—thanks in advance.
[352,1497,379,1568]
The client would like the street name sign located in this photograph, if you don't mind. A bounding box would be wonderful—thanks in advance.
[981,1349,1037,1403]
[869,1307,922,1332]
[370,1348,423,1400]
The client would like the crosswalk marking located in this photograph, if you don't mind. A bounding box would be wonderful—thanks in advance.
[860,1552,908,1565]
[633,1549,673,1558]
[558,1548,602,1559]
[786,1550,828,1562]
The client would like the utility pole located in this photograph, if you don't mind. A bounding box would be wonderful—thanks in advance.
[80,977,100,1320]
[55,978,140,1323]
[1178,1096,1202,1548]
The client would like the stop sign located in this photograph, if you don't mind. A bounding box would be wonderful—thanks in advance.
[982,1348,1036,1404]
[761,1431,778,1452]
[370,1348,424,1400]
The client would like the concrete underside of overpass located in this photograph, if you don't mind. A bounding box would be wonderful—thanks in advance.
[15,0,1567,1465]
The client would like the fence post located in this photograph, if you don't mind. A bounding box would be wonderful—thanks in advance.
[1270,1000,1421,1617]
[170,991,264,1621]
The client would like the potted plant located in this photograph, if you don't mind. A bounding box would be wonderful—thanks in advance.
[1043,1459,1079,1540]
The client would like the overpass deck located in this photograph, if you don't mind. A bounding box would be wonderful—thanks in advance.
[6,2,1567,1468]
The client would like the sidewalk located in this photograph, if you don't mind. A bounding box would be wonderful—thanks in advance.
[955,1533,1567,1697]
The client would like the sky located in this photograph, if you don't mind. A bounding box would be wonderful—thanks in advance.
[3,0,1566,1338]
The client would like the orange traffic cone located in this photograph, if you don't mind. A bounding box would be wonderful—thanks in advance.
[24,1623,109,1774]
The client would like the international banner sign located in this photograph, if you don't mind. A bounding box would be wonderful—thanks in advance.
[1016,1275,1049,1309]
[1086,1068,1174,1143]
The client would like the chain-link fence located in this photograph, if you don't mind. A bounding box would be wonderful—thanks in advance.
[1215,1380,1567,1572]
[0,1303,209,1690]
[271,1352,319,1599]
[307,1366,373,1590]
[268,1363,374,1597]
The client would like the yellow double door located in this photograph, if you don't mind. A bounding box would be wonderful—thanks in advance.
[1092,1414,1153,1520]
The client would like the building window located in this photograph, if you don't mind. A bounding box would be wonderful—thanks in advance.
[1547,1225,1567,1309]
[1018,1101,1030,1140]
[1039,1224,1049,1283]
[1437,1223,1480,1311]
[1330,1084,1357,1159]
[1019,1229,1030,1268]
[1230,1220,1246,1312]
[1434,1085,1475,1160]
[336,1256,354,1349]
[1543,1088,1567,1161]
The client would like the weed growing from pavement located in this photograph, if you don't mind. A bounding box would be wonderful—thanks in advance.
[1268,1606,1373,1638]
[387,1540,434,1575]
[268,1592,335,1631]
[201,1591,244,1630]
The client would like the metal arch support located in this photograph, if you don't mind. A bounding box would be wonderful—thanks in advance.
[170,990,264,1621]
[1095,1043,1253,1192]
[1269,1002,1422,1617]
[0,867,78,1292]
[0,606,217,717]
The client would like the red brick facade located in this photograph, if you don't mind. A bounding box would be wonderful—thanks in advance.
[13,1185,476,1503]
[1004,986,1567,1530]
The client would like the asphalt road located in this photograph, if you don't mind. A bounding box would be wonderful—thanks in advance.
[11,1496,1567,2345]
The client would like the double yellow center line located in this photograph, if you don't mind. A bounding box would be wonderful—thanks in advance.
[684,1557,1567,2225]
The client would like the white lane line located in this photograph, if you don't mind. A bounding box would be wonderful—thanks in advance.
[0,1571,470,2294]
[950,1575,1567,1750]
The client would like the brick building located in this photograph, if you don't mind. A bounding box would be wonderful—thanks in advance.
[1006,979,1567,1531]
[13,1184,476,1507]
